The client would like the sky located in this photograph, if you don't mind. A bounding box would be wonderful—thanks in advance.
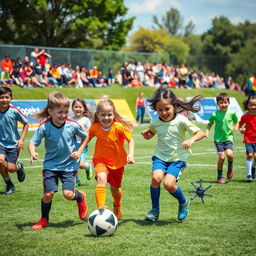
[124,0,256,35]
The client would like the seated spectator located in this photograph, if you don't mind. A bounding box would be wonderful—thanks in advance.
[115,70,122,85]
[0,67,14,86]
[63,63,73,84]
[1,55,13,74]
[34,59,47,87]
[106,68,115,86]
[130,74,141,87]
[11,66,24,87]
[80,66,90,87]
[24,62,43,88]
[122,66,133,87]
[20,64,32,87]
[68,65,83,88]
[49,64,62,87]
[58,63,68,86]
[89,66,99,87]
[96,70,108,87]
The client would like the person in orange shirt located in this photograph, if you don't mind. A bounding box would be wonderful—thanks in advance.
[87,98,135,220]
[1,55,13,74]
[89,66,99,87]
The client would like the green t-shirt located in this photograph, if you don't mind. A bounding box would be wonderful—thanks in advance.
[149,114,200,162]
[208,110,238,142]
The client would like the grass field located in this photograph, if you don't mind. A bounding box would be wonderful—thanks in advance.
[0,123,255,256]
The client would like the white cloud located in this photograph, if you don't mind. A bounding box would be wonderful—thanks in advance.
[127,0,181,15]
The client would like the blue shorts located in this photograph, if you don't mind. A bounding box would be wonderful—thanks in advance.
[43,170,76,193]
[214,141,233,153]
[0,145,18,164]
[151,156,187,180]
[245,142,256,154]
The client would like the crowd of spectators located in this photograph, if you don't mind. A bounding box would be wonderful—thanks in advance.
[0,50,245,92]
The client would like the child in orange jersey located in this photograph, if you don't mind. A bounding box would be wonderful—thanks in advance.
[88,99,135,220]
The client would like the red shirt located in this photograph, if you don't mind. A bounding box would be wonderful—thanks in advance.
[239,113,256,143]
[38,54,47,67]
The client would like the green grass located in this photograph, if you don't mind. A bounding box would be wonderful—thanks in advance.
[1,124,255,256]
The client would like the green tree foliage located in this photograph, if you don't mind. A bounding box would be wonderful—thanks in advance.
[164,37,190,64]
[125,27,171,53]
[183,35,203,55]
[0,0,134,50]
[152,8,195,36]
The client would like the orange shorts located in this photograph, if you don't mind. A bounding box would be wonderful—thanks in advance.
[95,163,124,188]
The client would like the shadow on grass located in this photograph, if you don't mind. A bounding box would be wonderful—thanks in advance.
[118,218,179,227]
[16,220,84,230]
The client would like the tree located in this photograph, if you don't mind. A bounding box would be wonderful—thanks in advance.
[0,0,134,50]
[125,27,171,53]
[152,8,195,36]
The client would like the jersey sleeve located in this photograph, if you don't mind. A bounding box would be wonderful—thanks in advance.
[75,123,87,140]
[208,112,216,127]
[119,124,132,142]
[30,125,45,147]
[182,116,200,136]
[232,112,238,124]
[15,108,28,125]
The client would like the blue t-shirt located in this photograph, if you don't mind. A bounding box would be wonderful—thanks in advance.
[0,106,28,148]
[30,118,87,171]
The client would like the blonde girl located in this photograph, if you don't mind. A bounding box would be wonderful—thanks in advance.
[87,99,135,220]
[28,92,89,230]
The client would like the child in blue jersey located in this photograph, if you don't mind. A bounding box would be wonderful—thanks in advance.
[0,87,29,195]
[28,91,89,230]
[141,87,205,222]
[70,98,93,186]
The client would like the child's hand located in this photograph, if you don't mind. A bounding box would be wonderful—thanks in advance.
[127,154,135,164]
[239,127,246,134]
[204,130,209,138]
[182,138,194,149]
[17,139,25,150]
[141,130,154,140]
[30,152,39,165]
[70,151,81,160]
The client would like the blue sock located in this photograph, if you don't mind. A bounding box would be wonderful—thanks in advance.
[150,186,160,211]
[170,186,186,204]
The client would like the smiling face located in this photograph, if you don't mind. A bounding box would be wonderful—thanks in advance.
[155,99,174,122]
[247,98,256,114]
[0,93,12,111]
[96,104,115,129]
[217,98,229,112]
[72,101,85,119]
[48,105,69,127]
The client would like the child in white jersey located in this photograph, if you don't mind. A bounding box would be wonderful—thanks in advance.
[141,87,205,222]
[70,98,93,186]
[28,91,89,230]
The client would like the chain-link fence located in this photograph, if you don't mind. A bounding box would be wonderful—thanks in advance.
[0,44,170,74]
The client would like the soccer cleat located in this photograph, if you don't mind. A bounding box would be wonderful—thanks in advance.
[76,180,81,187]
[217,177,225,184]
[178,200,190,222]
[113,203,122,220]
[77,191,88,220]
[246,175,252,182]
[32,217,49,230]
[85,163,93,180]
[4,184,15,195]
[144,208,159,222]
[17,162,25,182]
[227,169,234,179]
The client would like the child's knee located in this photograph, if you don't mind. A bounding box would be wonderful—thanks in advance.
[43,192,55,202]
[63,190,75,200]
[163,182,176,193]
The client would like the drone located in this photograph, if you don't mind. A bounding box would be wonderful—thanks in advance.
[189,179,213,204]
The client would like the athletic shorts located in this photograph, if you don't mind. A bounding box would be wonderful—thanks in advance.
[0,145,19,164]
[94,163,124,188]
[214,141,233,153]
[43,170,76,193]
[151,155,187,180]
[245,142,256,154]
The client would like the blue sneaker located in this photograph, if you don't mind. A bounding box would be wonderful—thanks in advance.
[144,208,159,222]
[178,200,190,222]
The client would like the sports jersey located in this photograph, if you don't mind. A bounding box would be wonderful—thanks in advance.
[239,113,256,143]
[30,118,87,171]
[70,116,91,143]
[208,110,238,142]
[0,106,28,148]
[89,121,132,169]
[149,114,200,162]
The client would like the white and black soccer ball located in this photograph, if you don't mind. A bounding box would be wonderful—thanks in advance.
[87,208,118,237]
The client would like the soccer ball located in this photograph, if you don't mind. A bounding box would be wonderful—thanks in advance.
[87,208,118,237]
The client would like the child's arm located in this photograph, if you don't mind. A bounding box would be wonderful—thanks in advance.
[127,137,135,164]
[141,129,155,140]
[17,123,29,150]
[204,124,211,138]
[182,130,205,149]
[28,142,39,165]
[70,136,90,160]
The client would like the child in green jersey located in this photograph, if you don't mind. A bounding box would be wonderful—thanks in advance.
[205,93,238,184]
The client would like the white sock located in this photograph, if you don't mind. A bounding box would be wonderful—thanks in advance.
[246,160,253,176]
